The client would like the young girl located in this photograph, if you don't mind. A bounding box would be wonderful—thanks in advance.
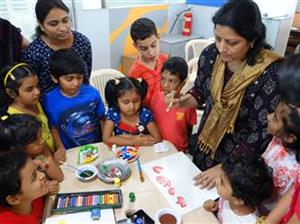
[260,100,300,212]
[0,114,63,194]
[260,54,300,224]
[102,77,161,146]
[0,63,65,162]
[203,152,273,224]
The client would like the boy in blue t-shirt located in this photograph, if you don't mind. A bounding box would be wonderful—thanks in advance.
[43,49,105,152]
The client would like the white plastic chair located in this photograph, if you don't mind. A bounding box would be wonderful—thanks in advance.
[182,37,215,93]
[185,37,215,62]
[90,69,125,107]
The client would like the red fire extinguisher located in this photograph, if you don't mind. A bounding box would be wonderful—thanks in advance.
[182,11,192,36]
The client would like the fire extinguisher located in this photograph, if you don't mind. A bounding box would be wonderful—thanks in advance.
[182,11,192,36]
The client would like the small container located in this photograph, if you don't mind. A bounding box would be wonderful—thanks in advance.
[155,207,181,224]
[112,144,117,153]
[75,165,97,181]
[114,177,121,187]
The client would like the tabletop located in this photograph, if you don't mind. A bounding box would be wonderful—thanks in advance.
[44,141,218,224]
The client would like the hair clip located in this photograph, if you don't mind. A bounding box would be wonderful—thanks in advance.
[114,78,120,85]
[136,78,142,83]
[1,115,8,121]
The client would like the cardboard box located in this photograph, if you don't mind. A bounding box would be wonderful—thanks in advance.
[121,53,139,76]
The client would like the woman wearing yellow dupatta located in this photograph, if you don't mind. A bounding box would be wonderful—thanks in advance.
[168,0,282,189]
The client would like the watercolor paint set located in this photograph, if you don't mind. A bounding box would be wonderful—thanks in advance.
[52,189,122,214]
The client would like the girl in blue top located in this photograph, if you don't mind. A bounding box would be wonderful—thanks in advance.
[102,77,161,146]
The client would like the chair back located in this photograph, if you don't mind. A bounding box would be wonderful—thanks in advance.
[185,37,215,62]
[90,69,125,107]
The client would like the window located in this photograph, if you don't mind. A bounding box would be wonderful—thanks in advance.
[0,0,36,39]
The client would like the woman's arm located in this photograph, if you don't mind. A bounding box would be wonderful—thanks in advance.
[166,92,198,108]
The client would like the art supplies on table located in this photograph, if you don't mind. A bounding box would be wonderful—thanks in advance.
[45,209,115,224]
[74,165,98,181]
[143,152,218,216]
[52,189,123,214]
[116,146,139,163]
[136,158,145,182]
[77,145,98,164]
[96,158,131,184]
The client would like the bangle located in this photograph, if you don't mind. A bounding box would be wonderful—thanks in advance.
[256,216,266,224]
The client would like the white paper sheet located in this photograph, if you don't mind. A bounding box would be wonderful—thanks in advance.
[44,209,115,224]
[143,152,218,216]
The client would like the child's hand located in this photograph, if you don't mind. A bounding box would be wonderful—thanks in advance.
[134,134,155,146]
[203,199,218,212]
[48,180,59,195]
[54,147,66,164]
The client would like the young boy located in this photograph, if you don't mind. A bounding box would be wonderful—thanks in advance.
[150,57,196,152]
[0,151,49,224]
[203,152,273,224]
[43,49,106,150]
[128,17,168,106]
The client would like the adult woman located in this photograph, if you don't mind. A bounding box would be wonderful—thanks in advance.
[169,0,282,188]
[0,18,29,70]
[21,0,92,98]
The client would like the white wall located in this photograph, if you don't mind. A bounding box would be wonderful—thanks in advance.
[72,1,111,70]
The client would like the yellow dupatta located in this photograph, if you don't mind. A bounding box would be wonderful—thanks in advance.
[198,49,281,157]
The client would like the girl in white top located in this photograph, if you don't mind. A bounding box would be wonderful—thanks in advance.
[204,152,273,224]
[261,99,300,212]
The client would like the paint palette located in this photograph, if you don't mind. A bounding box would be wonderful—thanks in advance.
[116,146,139,163]
[96,158,131,184]
[77,145,98,164]
[52,189,122,214]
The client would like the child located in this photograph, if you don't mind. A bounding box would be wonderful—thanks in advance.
[0,150,49,224]
[0,63,56,156]
[102,77,161,146]
[203,152,273,224]
[128,17,168,107]
[43,48,106,150]
[150,57,197,152]
[260,99,300,212]
[261,54,300,224]
[0,114,64,184]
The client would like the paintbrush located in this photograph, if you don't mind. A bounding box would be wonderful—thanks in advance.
[60,161,92,177]
[166,80,186,112]
[136,157,144,182]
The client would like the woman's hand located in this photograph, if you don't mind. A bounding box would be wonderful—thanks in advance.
[165,92,197,108]
[193,164,221,189]
[203,199,218,212]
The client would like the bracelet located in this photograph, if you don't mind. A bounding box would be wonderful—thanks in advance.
[256,216,266,224]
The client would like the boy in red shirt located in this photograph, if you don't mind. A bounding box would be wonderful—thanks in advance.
[128,17,168,107]
[150,57,197,152]
[0,151,49,224]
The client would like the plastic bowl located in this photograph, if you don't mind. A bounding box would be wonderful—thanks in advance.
[75,165,98,181]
